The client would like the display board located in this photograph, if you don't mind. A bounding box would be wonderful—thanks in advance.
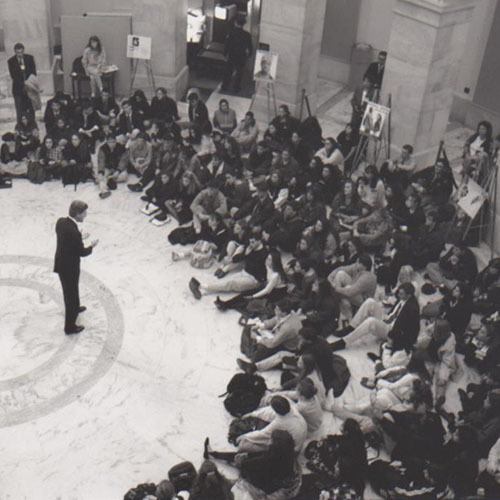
[126,35,152,60]
[359,101,390,139]
[253,50,278,82]
[61,13,132,96]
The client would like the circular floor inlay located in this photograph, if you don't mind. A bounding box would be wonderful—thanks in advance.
[0,255,124,427]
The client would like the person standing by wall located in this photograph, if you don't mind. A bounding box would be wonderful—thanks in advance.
[222,15,253,93]
[7,43,36,124]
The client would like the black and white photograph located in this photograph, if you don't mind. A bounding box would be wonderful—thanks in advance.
[0,1,500,499]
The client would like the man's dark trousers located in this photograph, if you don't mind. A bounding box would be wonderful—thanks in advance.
[58,269,80,333]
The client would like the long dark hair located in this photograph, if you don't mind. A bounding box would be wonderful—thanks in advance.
[268,429,295,474]
[190,460,233,500]
[87,36,102,54]
[268,248,286,280]
[476,120,493,141]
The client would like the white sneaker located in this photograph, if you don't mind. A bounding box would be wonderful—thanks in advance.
[150,214,170,226]
[140,203,159,216]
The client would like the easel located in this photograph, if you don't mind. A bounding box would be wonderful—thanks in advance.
[129,59,155,96]
[350,93,392,175]
[454,154,498,255]
[249,79,277,123]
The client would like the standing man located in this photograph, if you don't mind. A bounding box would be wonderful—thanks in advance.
[54,201,99,335]
[222,16,253,93]
[364,50,387,91]
[7,43,37,124]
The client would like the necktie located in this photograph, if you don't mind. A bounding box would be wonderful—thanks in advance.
[385,300,404,324]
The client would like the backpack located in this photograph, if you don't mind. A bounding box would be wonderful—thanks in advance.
[167,461,197,493]
[227,416,268,445]
[331,353,351,397]
[240,325,258,359]
[190,240,217,269]
[27,160,45,184]
[221,373,267,417]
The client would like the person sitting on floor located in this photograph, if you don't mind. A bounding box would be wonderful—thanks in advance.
[189,234,267,299]
[97,134,128,199]
[206,430,302,500]
[330,282,420,352]
[328,254,377,325]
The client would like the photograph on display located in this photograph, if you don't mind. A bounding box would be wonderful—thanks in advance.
[253,50,278,82]
[457,178,488,219]
[126,35,152,60]
[359,102,391,139]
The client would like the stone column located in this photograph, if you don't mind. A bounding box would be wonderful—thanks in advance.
[382,0,478,165]
[131,0,189,100]
[256,0,327,118]
[0,0,54,95]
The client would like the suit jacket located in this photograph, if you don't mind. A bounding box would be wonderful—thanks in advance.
[389,296,420,349]
[117,111,143,135]
[224,26,253,63]
[54,218,92,275]
[8,54,36,96]
[364,62,385,89]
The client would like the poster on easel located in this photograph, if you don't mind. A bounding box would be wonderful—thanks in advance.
[457,178,488,219]
[126,35,152,60]
[359,101,390,139]
[253,51,278,82]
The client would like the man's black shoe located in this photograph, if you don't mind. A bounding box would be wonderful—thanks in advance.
[127,182,143,192]
[65,325,85,335]
[237,358,256,374]
[189,278,201,300]
[330,339,346,352]
[334,325,354,338]
[78,306,87,313]
[366,352,380,363]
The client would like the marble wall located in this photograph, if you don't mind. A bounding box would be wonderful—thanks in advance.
[254,0,327,117]
[382,0,477,163]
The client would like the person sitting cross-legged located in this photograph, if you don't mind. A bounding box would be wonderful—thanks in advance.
[330,282,420,352]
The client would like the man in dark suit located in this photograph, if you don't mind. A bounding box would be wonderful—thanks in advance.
[364,50,387,90]
[54,200,99,334]
[7,43,37,124]
[117,99,143,136]
[222,15,253,92]
[330,282,420,351]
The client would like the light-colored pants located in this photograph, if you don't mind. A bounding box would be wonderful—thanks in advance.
[203,270,259,294]
[87,67,103,96]
[221,241,245,273]
[332,270,364,321]
[255,350,295,372]
[343,297,389,347]
[98,169,128,193]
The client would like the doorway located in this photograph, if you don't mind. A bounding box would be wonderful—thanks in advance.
[185,0,262,101]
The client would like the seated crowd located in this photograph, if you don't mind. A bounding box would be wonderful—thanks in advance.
[2,83,500,499]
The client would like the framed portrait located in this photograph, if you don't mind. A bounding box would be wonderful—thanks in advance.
[359,101,390,139]
[253,50,278,82]
[126,35,152,60]
[457,178,487,219]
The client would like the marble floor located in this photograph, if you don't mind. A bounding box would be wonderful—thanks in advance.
[0,179,378,499]
[0,84,478,500]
